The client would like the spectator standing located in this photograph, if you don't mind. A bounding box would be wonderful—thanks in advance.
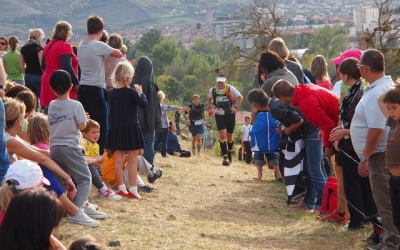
[350,49,400,249]
[311,55,332,90]
[0,37,8,59]
[41,21,79,109]
[130,56,161,167]
[175,110,181,135]
[268,37,304,83]
[77,15,123,154]
[240,115,252,164]
[20,28,45,104]
[3,36,24,85]
[272,80,339,210]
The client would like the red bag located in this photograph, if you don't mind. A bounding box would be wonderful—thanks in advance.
[320,177,337,214]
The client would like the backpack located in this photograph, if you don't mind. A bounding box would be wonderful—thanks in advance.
[320,177,338,214]
[212,84,235,107]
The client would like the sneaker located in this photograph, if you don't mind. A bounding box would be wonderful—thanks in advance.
[173,152,181,157]
[366,243,383,250]
[197,151,200,156]
[316,211,347,225]
[227,151,232,163]
[138,185,155,192]
[366,227,381,248]
[84,205,107,219]
[192,147,196,156]
[117,190,128,197]
[126,191,142,199]
[67,209,100,227]
[147,173,158,184]
[222,156,230,166]
[155,169,163,178]
[86,202,99,210]
[98,187,122,201]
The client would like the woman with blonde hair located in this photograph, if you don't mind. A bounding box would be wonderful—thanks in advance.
[20,28,45,104]
[40,21,79,110]
[268,37,304,83]
[311,55,332,90]
[3,36,25,85]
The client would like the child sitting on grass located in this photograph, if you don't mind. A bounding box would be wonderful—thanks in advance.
[81,119,121,201]
[100,149,162,193]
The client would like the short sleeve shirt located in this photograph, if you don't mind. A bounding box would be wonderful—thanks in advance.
[241,124,252,142]
[386,118,400,167]
[77,40,114,88]
[350,76,393,155]
[81,137,100,157]
[48,99,87,149]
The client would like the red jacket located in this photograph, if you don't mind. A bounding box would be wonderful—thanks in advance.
[292,84,339,148]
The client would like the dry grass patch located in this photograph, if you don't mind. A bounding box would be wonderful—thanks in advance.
[56,142,370,249]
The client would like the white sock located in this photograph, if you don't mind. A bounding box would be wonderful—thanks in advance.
[128,186,141,199]
[99,185,108,194]
[118,184,127,193]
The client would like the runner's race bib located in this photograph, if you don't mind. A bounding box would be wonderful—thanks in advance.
[214,108,225,115]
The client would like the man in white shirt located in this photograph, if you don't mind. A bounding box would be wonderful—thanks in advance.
[350,49,399,249]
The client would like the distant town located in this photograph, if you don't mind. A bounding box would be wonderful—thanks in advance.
[112,0,400,51]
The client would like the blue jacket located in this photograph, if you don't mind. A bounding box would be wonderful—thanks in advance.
[250,111,280,153]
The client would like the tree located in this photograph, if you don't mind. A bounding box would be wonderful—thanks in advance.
[150,38,179,75]
[134,29,163,57]
[123,37,136,60]
[163,57,188,81]
[306,25,348,59]
[358,0,400,79]
[164,77,184,101]
[218,0,284,79]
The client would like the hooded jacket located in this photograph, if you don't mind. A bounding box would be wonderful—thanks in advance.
[131,56,161,131]
[292,84,339,148]
[261,67,298,96]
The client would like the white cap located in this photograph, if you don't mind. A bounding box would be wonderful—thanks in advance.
[4,160,50,190]
[217,76,226,83]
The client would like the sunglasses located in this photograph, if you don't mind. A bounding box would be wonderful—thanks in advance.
[357,64,370,69]
[0,42,7,45]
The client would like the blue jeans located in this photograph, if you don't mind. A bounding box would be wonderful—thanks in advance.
[303,129,325,207]
[142,129,155,166]
[24,73,42,105]
[154,128,169,157]
[0,100,10,182]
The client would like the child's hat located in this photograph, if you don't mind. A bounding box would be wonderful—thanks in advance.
[4,160,50,190]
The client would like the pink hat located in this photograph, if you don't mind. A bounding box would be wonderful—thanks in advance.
[331,49,363,65]
[4,160,50,190]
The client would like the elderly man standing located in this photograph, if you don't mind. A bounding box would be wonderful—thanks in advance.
[350,49,400,250]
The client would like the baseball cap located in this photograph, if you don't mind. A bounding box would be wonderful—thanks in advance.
[331,49,363,65]
[4,160,50,190]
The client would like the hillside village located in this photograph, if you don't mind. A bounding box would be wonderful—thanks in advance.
[1,0,399,51]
